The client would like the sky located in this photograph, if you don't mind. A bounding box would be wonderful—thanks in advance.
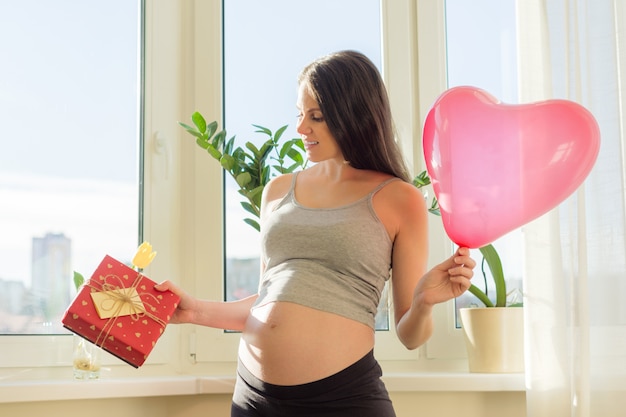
[0,0,139,285]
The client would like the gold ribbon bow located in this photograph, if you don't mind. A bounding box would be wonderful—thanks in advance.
[87,273,167,350]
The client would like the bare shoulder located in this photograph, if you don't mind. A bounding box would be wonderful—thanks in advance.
[261,173,295,213]
[376,179,427,212]
[373,178,428,240]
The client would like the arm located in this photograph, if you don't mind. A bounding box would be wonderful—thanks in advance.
[155,280,257,331]
[394,246,476,350]
[154,175,295,331]
[382,182,476,350]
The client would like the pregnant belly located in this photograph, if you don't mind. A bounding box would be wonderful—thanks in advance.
[238,301,375,385]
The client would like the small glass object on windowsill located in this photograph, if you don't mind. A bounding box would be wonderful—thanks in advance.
[73,335,101,380]
[70,271,101,379]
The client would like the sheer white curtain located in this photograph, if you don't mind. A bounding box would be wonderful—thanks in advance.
[518,1,626,416]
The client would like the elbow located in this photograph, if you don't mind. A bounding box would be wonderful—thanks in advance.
[396,323,432,351]
[400,338,423,351]
[396,329,421,350]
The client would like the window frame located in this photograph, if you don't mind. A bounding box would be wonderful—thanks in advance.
[0,0,465,374]
[185,0,466,366]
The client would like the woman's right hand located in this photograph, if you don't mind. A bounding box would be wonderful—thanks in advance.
[154,280,198,324]
[155,281,258,330]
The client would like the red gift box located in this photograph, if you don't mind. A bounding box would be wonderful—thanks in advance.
[62,255,180,368]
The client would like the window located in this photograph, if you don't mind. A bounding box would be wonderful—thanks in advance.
[222,0,389,328]
[445,0,523,323]
[0,0,140,336]
[0,0,144,371]
[192,0,437,363]
[0,0,471,374]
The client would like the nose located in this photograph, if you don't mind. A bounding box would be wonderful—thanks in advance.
[296,117,310,135]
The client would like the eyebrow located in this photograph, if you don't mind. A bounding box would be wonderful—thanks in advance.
[296,105,322,113]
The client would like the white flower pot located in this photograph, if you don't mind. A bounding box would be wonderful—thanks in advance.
[459,307,524,373]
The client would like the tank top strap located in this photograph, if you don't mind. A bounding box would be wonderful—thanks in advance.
[289,171,300,192]
[273,172,299,211]
[368,176,401,197]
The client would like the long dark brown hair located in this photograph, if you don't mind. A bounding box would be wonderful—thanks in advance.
[298,50,411,182]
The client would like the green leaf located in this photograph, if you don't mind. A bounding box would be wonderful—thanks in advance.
[178,122,203,138]
[206,121,218,138]
[248,185,264,198]
[220,154,236,171]
[236,172,252,188]
[73,271,85,291]
[240,201,259,217]
[231,147,248,163]
[252,124,272,136]
[412,170,432,188]
[224,135,237,155]
[243,217,261,232]
[428,206,440,216]
[286,150,305,165]
[191,111,207,133]
[293,138,305,151]
[272,164,286,174]
[283,162,303,173]
[206,145,222,160]
[429,197,440,216]
[178,121,195,131]
[195,137,210,150]
[467,284,495,307]
[278,138,298,158]
[273,125,288,142]
[479,244,507,307]
[212,130,227,150]
[259,141,274,161]
[245,141,261,157]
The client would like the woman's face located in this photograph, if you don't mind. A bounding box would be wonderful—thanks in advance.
[296,83,343,163]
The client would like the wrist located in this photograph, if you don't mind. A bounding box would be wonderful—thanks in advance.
[412,291,436,313]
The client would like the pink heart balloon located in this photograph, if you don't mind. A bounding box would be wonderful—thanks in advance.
[423,86,601,248]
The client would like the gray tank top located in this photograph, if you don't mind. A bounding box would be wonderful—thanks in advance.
[254,172,399,329]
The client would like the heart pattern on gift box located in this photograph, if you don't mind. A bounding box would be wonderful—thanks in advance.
[423,86,601,248]
[62,255,181,368]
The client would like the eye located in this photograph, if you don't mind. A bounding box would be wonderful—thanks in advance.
[296,112,324,123]
[311,113,325,122]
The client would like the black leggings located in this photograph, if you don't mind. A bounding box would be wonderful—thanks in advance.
[231,350,396,417]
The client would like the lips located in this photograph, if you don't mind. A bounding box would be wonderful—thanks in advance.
[304,140,319,150]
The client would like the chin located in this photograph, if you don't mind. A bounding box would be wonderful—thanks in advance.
[305,153,321,163]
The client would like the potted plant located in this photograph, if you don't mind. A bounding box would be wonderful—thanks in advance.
[414,171,524,373]
[412,171,522,308]
[179,112,307,231]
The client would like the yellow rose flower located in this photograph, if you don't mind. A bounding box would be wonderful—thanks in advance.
[132,241,157,270]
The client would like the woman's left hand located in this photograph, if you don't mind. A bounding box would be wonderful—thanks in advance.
[413,247,476,306]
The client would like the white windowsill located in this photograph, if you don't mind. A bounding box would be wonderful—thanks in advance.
[0,372,525,404]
